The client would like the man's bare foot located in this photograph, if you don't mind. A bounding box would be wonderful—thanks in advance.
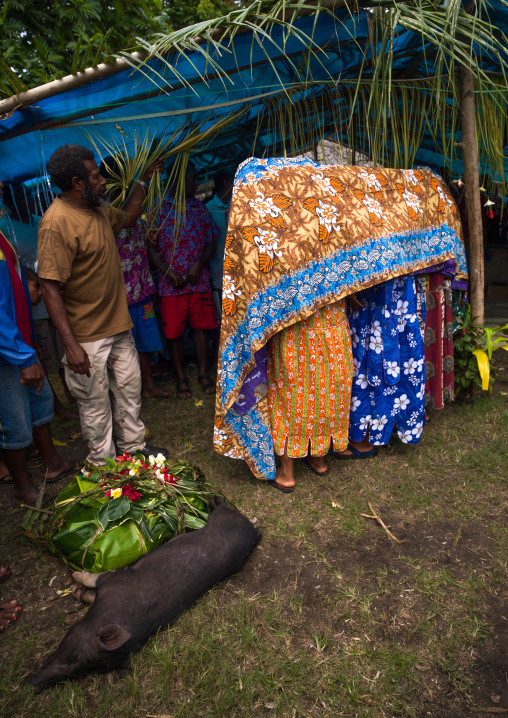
[142,386,171,398]
[0,600,22,630]
[45,457,74,482]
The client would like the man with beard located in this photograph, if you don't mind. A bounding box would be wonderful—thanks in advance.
[37,144,167,464]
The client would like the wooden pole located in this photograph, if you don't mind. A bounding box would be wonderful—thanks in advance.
[459,64,484,326]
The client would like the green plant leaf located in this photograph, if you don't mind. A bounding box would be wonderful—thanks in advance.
[107,496,131,521]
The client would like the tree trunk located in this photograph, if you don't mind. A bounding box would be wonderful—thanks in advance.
[459,64,484,326]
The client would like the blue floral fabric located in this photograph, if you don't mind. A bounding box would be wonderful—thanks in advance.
[348,276,427,446]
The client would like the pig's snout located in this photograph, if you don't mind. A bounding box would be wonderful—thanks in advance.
[32,661,71,694]
[31,623,132,692]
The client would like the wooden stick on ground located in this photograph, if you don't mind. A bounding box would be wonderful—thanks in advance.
[359,502,406,544]
[16,504,53,515]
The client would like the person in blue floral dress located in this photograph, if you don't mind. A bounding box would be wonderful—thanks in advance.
[347,275,426,446]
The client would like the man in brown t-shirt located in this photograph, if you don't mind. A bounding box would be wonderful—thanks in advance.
[38,144,166,464]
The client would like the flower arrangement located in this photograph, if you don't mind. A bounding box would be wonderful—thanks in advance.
[22,452,217,573]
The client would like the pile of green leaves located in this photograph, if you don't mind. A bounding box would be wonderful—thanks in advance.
[22,454,218,573]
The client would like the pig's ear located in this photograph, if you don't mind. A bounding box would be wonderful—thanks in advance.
[95,624,131,651]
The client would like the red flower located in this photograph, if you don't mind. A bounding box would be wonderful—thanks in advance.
[115,452,131,463]
[122,483,142,502]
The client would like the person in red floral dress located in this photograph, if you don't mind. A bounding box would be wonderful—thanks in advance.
[148,162,219,399]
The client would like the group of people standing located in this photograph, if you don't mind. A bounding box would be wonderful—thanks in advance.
[0,147,463,632]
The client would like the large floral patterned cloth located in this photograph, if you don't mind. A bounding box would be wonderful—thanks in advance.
[268,301,353,458]
[348,276,426,446]
[214,157,467,482]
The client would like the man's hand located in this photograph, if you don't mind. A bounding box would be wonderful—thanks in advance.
[65,342,91,376]
[20,361,46,395]
[141,159,164,184]
[186,261,203,285]
[167,269,187,289]
[348,293,364,313]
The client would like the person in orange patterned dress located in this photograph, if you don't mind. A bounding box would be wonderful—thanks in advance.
[267,300,354,492]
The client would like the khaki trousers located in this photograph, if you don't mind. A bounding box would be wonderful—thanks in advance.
[63,330,145,464]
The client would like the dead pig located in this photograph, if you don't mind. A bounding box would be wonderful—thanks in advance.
[32,497,260,692]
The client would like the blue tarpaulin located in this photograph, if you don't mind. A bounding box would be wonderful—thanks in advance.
[0,3,507,186]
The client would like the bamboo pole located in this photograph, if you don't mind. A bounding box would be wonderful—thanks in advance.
[0,52,148,116]
[459,64,484,326]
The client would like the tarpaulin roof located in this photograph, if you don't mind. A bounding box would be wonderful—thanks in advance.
[1,2,507,186]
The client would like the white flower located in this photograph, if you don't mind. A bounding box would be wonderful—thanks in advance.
[399,429,413,443]
[369,334,383,353]
[362,196,386,220]
[315,200,341,233]
[109,487,122,499]
[393,394,410,412]
[351,397,361,412]
[416,383,425,400]
[402,189,422,214]
[351,329,360,347]
[223,275,242,301]
[252,228,283,258]
[402,169,419,186]
[359,415,372,431]
[385,361,400,378]
[403,358,417,375]
[371,415,388,431]
[149,454,166,469]
[356,373,369,389]
[154,468,165,480]
[250,192,275,216]
[412,422,424,438]
[358,169,382,191]
[311,172,338,196]
[395,299,409,315]
[128,468,139,476]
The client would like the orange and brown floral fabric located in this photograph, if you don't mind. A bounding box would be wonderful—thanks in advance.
[214,157,467,482]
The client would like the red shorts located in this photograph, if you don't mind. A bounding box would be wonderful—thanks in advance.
[160,292,219,340]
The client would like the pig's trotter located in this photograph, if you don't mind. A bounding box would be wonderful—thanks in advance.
[72,570,99,588]
[71,584,96,605]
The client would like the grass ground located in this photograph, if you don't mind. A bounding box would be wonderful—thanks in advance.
[0,354,507,718]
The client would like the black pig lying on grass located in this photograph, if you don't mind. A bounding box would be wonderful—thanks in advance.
[32,497,260,693]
